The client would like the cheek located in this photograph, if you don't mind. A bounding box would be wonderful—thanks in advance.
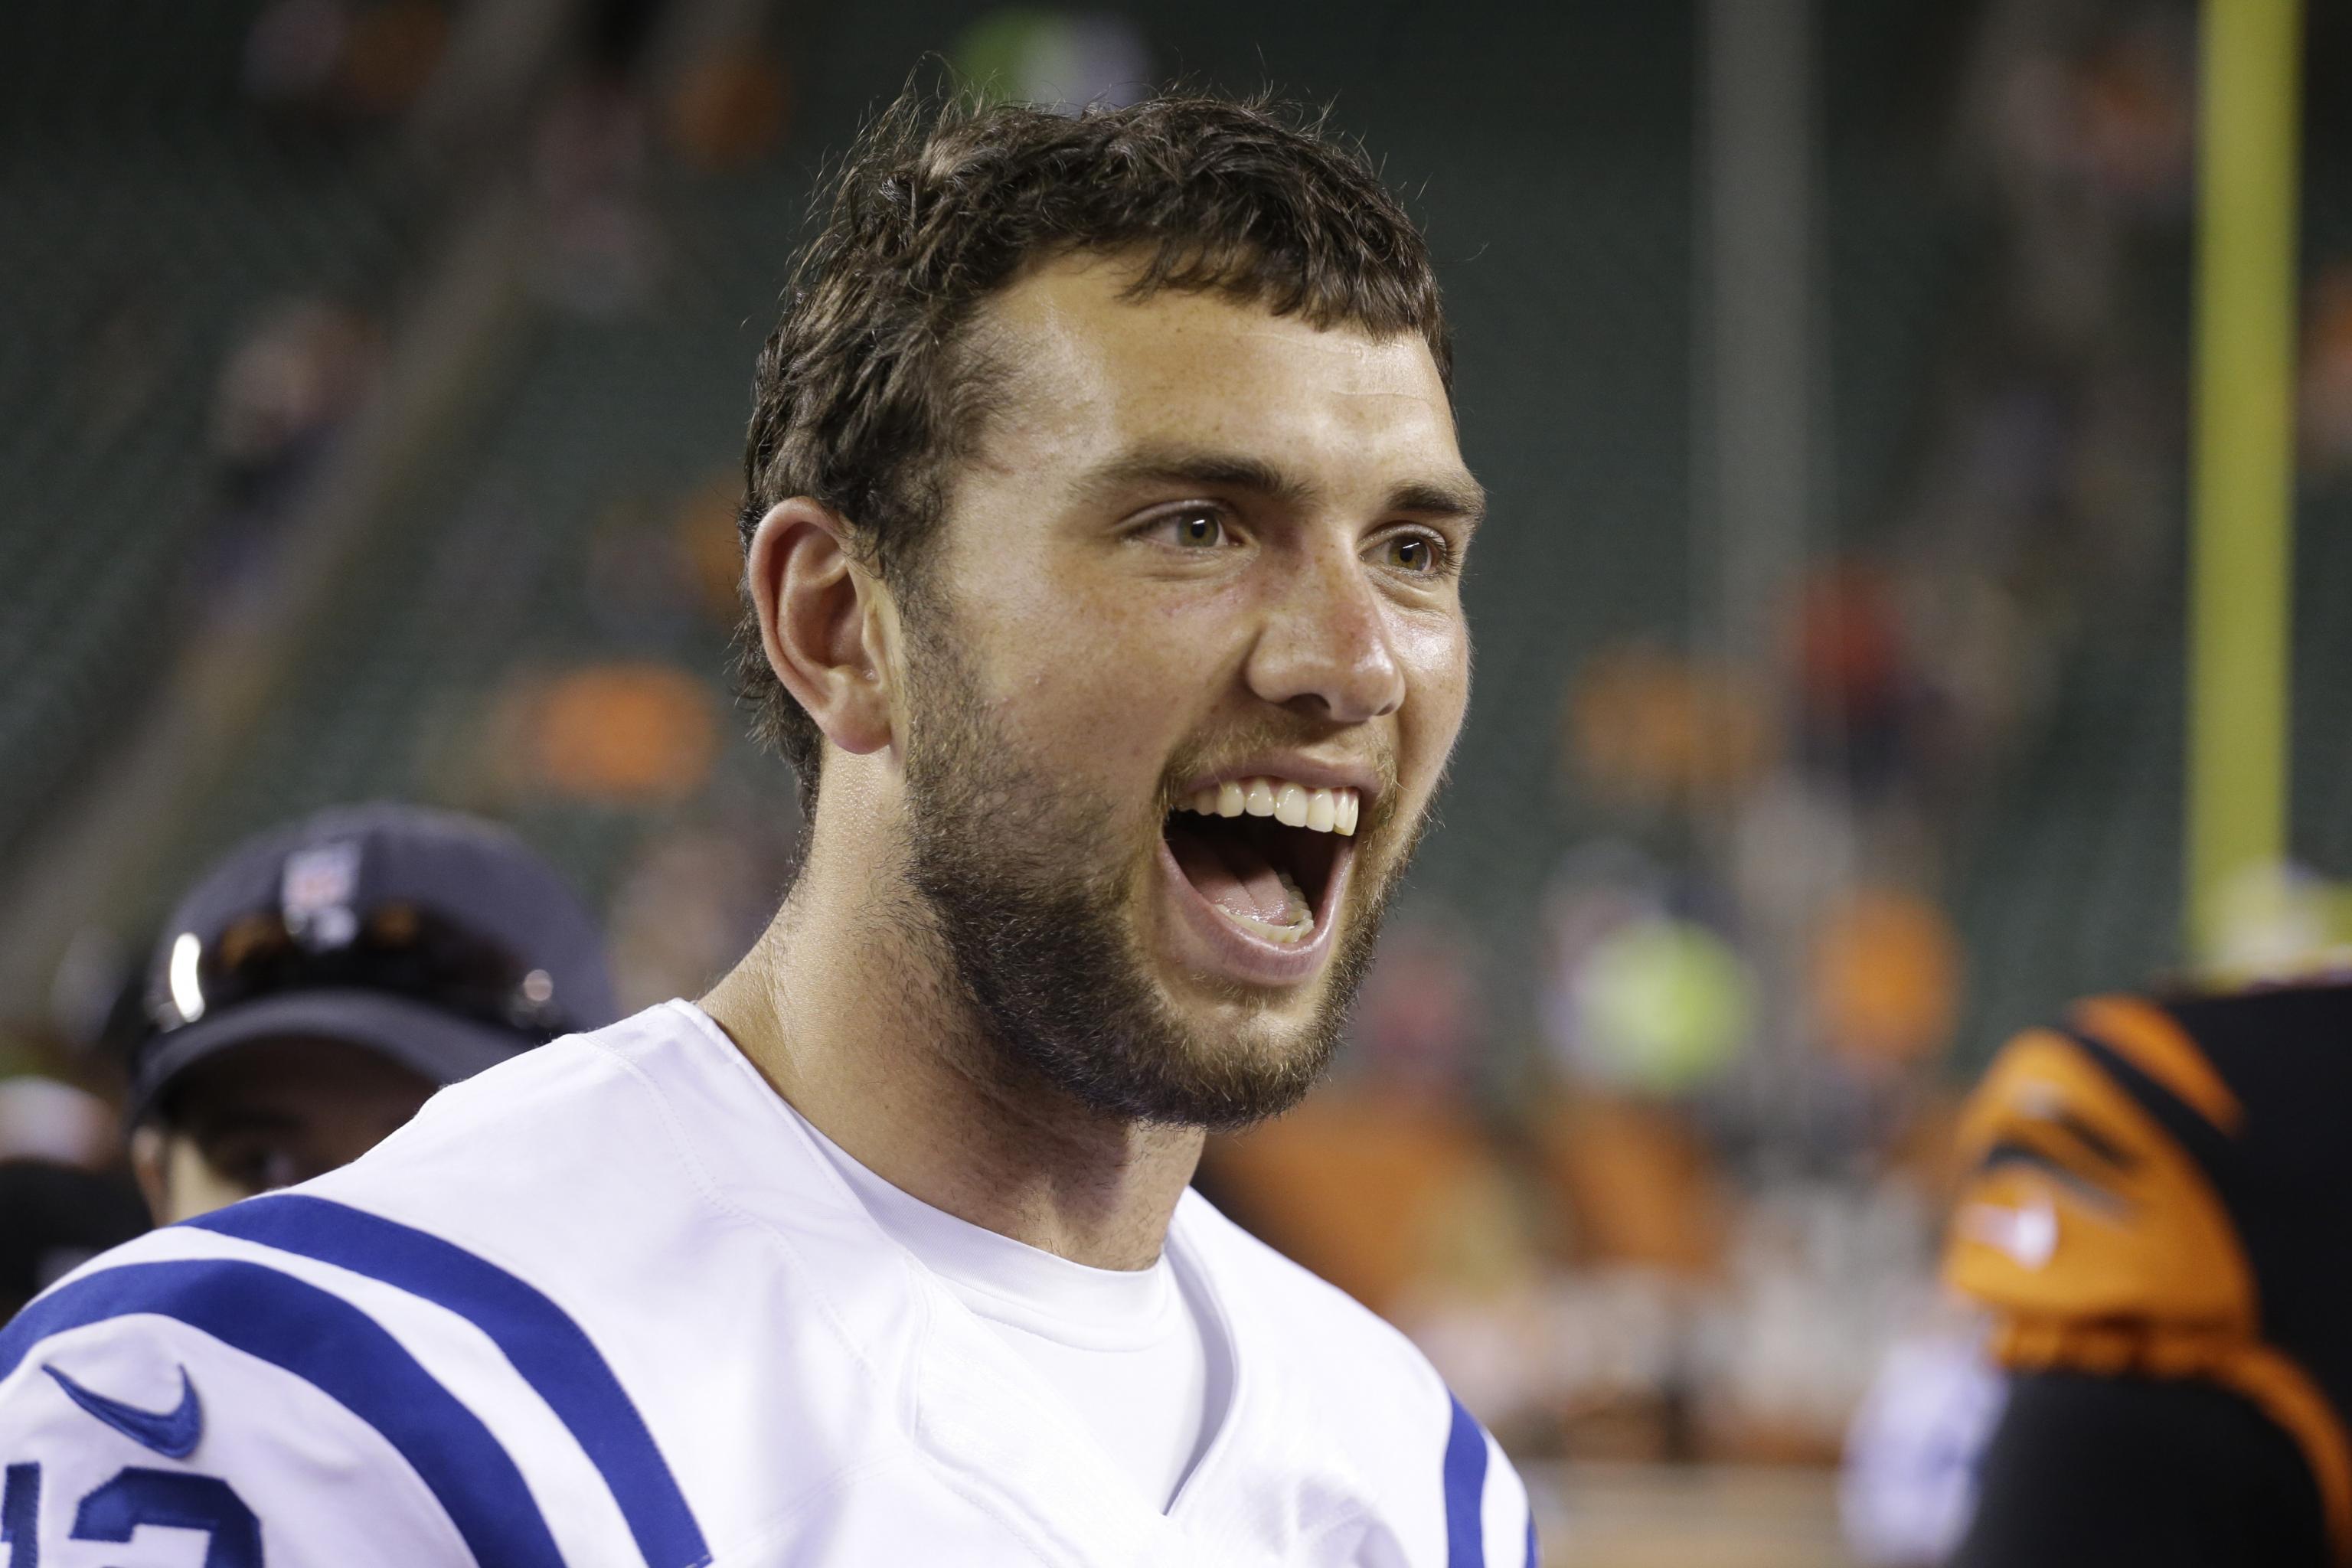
[966,591,1217,781]
[1396,613,1471,763]
[168,1139,257,1218]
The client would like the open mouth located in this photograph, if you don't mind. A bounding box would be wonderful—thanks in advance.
[1159,779,1357,951]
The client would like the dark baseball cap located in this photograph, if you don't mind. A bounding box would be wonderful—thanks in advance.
[129,803,616,1125]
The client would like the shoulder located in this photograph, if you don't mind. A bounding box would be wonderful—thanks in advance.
[1939,982,2352,1331]
[1942,990,2251,1330]
[0,1223,618,1566]
[329,1000,724,1200]
[0,1191,717,1566]
[1959,981,2352,1161]
[299,1000,805,1287]
[1174,1191,1539,1566]
[0,1005,785,1568]
[1942,983,2352,1566]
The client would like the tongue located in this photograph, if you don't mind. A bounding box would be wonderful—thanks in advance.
[1170,825,1309,925]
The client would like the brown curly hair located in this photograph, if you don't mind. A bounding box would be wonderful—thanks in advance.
[736,84,1452,805]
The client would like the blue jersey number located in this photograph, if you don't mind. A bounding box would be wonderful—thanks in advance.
[3,1463,260,1567]
[2,1464,38,1568]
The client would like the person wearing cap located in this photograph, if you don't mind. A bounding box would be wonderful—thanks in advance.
[123,802,616,1223]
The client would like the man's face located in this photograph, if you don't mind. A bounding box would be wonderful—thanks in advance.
[893,254,1478,1129]
[135,1037,438,1224]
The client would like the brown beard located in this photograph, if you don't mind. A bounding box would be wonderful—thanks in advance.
[895,612,1424,1132]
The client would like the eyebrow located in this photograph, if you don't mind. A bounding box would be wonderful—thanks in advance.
[1076,444,1487,530]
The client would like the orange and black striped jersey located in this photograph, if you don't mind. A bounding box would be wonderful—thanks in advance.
[1943,981,2352,1565]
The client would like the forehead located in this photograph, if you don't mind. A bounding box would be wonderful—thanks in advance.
[965,253,1460,480]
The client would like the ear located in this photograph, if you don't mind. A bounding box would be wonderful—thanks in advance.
[128,1124,172,1227]
[746,498,897,759]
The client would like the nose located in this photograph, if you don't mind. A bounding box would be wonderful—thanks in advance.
[1243,544,1406,724]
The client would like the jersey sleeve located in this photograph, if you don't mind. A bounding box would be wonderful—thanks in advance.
[0,1276,480,1566]
[1439,1393,1541,1568]
[0,1225,635,1568]
[1952,1371,2329,1568]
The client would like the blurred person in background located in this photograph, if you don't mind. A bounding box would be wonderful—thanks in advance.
[1940,980,2352,1566]
[0,85,1534,1566]
[121,801,616,1224]
[0,1078,148,1323]
[0,1163,149,1325]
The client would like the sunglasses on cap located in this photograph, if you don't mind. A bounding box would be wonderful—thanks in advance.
[149,900,581,1043]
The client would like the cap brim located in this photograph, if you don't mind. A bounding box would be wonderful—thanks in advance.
[130,990,536,1125]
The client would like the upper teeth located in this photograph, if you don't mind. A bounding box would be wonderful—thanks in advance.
[1180,778,1359,836]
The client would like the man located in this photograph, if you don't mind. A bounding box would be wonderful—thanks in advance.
[1941,980,2352,1566]
[0,89,1535,1566]
[119,802,619,1223]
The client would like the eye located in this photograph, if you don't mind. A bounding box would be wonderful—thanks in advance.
[1148,505,1230,549]
[1376,531,1450,577]
[1133,505,1242,554]
[202,1134,305,1196]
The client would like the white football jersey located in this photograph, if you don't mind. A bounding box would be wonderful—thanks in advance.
[0,1001,1536,1566]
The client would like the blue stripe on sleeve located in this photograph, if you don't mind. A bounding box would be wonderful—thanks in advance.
[1442,1393,1490,1568]
[0,1258,567,1568]
[191,1194,710,1568]
[1525,1504,1540,1566]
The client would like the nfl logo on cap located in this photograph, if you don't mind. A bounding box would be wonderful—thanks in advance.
[282,840,363,951]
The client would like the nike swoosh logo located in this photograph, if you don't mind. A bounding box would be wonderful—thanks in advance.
[43,1363,204,1459]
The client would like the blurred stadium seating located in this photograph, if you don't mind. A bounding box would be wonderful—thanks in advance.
[10,0,1995,1034]
[0,2,424,883]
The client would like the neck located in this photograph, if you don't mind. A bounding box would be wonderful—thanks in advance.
[700,811,1203,1272]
